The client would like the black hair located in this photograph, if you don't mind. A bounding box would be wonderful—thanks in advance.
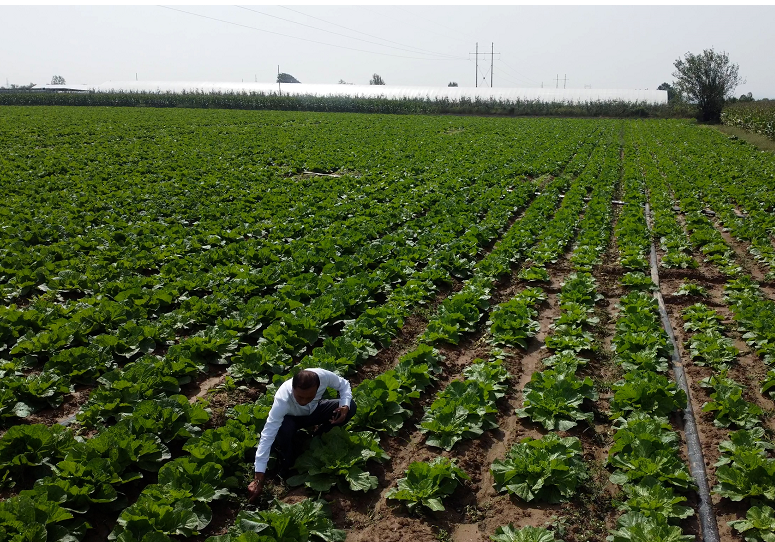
[292,370,320,391]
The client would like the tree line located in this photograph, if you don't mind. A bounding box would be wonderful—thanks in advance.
[3,51,760,125]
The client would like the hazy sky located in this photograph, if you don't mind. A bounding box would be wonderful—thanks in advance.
[2,3,774,98]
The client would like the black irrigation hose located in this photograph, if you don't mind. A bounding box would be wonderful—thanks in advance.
[645,203,720,542]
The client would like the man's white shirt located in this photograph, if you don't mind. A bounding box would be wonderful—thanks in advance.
[253,368,352,473]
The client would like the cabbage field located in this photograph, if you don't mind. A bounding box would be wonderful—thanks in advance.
[722,101,775,141]
[2,106,775,542]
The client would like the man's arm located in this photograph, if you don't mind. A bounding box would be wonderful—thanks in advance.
[318,369,352,407]
[254,406,285,473]
[318,369,352,424]
[247,399,286,500]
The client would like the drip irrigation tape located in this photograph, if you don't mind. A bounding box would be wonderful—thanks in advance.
[645,203,720,542]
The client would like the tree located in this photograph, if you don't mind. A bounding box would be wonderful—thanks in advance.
[338,79,353,85]
[657,82,679,103]
[50,75,66,85]
[2,82,35,90]
[277,73,300,84]
[727,92,754,105]
[369,73,385,86]
[448,82,458,87]
[672,48,745,122]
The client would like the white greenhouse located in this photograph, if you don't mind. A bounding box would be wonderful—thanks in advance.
[91,81,667,105]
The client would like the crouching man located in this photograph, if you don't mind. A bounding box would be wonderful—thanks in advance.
[247,368,357,501]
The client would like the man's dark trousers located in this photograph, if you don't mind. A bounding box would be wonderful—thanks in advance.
[273,399,357,473]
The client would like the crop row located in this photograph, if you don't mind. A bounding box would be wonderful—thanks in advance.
[719,278,775,540]
[569,131,619,272]
[615,129,650,271]
[608,279,694,540]
[643,120,775,278]
[633,132,697,271]
[604,126,699,540]
[518,273,599,431]
[643,119,775,541]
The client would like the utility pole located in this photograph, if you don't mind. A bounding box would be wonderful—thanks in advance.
[556,74,559,89]
[469,42,500,88]
[277,65,281,95]
[490,42,494,87]
[564,74,567,89]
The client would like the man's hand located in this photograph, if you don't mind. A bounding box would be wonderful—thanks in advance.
[330,405,349,425]
[247,472,264,503]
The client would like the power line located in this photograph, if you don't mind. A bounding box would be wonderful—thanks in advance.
[376,6,470,46]
[236,6,466,60]
[278,6,466,61]
[495,70,531,87]
[158,6,462,61]
[496,59,538,84]
[492,70,525,88]
[496,60,539,87]
[393,6,474,44]
[497,59,541,86]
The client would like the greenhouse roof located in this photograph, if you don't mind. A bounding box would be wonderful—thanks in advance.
[92,81,668,104]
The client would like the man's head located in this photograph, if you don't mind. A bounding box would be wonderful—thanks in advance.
[291,370,320,406]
